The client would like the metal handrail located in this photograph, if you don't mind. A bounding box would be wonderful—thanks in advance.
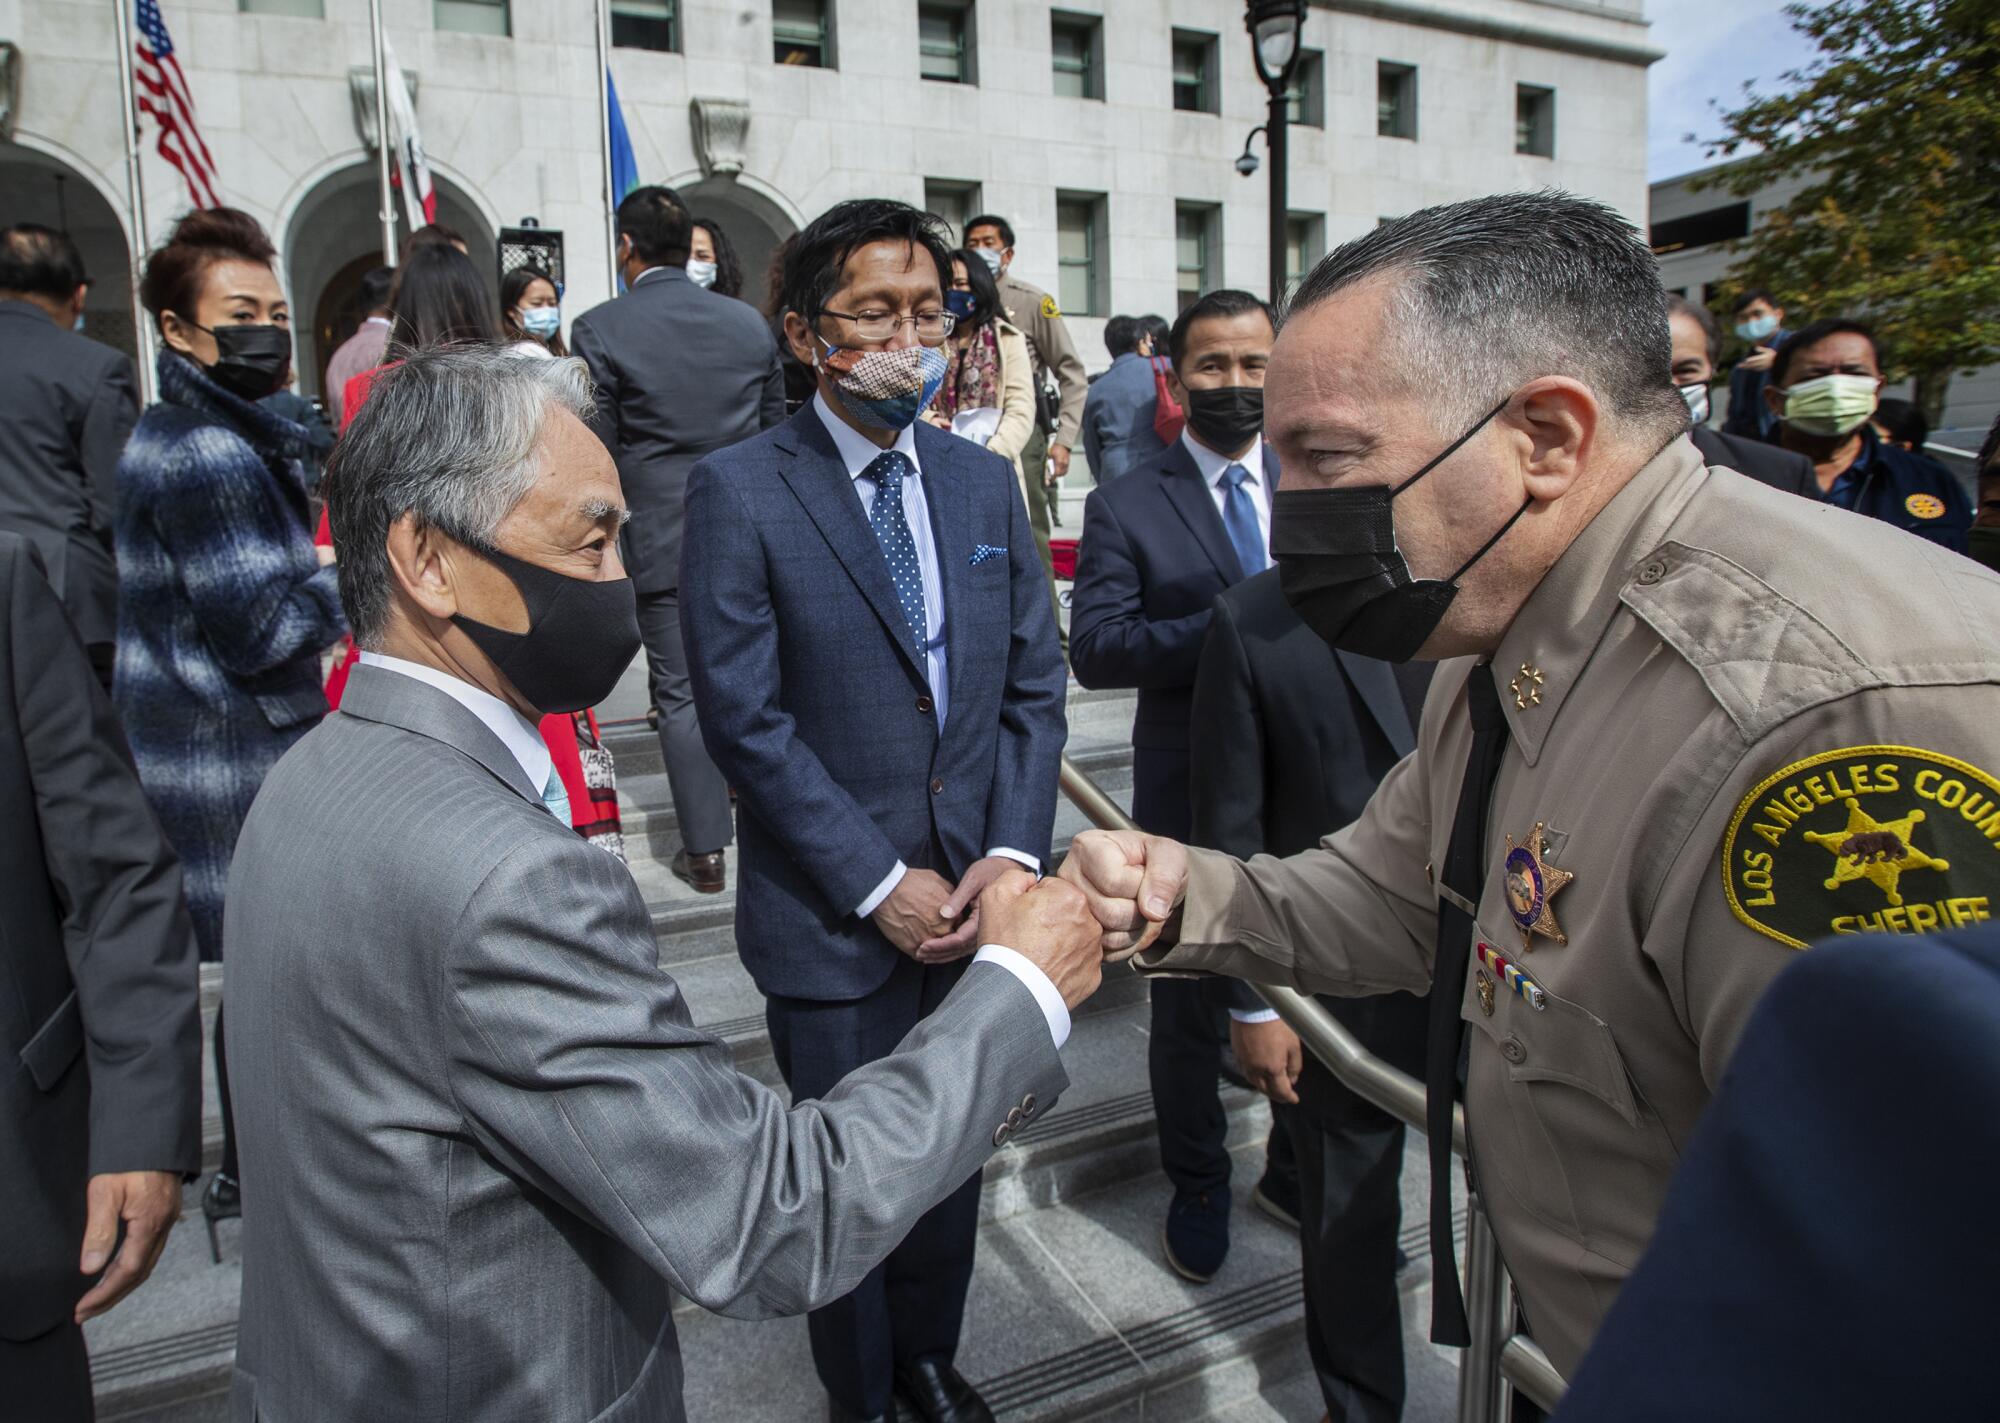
[1053,753,1566,1420]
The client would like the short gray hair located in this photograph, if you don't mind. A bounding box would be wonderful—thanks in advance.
[1286,190,1686,438]
[321,346,595,645]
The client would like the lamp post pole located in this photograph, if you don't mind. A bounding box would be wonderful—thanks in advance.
[1245,0,1304,306]
[1267,82,1287,306]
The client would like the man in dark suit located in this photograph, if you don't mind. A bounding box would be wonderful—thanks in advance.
[1080,314,1167,484]
[1190,570,1432,1423]
[0,532,201,1420]
[1069,288,1298,1282]
[571,185,785,892]
[1666,295,1813,495]
[1553,924,2000,1422]
[681,200,1069,1423]
[0,225,141,690]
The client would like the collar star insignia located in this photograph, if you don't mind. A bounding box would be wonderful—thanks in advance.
[1502,822,1573,950]
[1509,663,1544,710]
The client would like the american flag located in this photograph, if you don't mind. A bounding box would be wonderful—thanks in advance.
[134,0,220,210]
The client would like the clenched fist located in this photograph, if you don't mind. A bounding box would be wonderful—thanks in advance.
[976,869,1103,1009]
[1057,829,1190,957]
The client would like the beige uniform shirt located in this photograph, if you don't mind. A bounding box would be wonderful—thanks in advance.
[1138,435,2000,1374]
[997,274,1088,449]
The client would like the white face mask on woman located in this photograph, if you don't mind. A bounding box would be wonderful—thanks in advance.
[686,259,719,290]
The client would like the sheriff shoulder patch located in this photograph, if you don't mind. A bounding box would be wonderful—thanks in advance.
[1723,745,2000,949]
[1041,293,1060,319]
[1905,492,1945,520]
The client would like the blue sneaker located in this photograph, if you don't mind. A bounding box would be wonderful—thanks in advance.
[1162,1186,1232,1282]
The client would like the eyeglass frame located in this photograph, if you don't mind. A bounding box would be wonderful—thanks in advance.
[816,306,958,345]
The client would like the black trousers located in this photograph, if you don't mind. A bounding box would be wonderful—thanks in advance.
[765,952,979,1417]
[0,1318,94,1422]
[1149,975,1297,1199]
[1289,990,1430,1423]
[634,585,734,854]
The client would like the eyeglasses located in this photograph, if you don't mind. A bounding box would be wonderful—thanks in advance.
[819,307,957,345]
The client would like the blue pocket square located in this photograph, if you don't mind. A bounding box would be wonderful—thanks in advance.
[969,544,1007,565]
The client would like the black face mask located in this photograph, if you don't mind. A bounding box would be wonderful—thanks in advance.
[184,319,293,402]
[1184,385,1265,453]
[451,542,642,715]
[1271,399,1527,663]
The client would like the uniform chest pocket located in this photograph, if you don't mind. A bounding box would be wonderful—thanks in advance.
[1461,932,1638,1127]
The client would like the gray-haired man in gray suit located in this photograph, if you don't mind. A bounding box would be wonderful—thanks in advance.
[222,348,1102,1422]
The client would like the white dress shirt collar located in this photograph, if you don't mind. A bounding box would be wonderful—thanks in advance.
[814,391,922,479]
[1180,428,1266,490]
[356,651,553,799]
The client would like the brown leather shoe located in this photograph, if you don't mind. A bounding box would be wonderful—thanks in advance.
[672,849,726,894]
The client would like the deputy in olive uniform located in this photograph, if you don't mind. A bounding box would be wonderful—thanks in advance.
[1059,192,2000,1381]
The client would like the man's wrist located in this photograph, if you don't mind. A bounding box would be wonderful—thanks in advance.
[973,944,1071,1048]
[985,847,1041,877]
[855,861,907,919]
[1228,1007,1281,1024]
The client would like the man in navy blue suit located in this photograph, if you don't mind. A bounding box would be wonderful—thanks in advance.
[681,200,1068,1423]
[1069,289,1300,1284]
[1554,924,2000,1421]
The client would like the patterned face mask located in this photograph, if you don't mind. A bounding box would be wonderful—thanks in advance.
[816,339,949,431]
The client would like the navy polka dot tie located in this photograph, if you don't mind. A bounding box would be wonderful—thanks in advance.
[864,450,928,659]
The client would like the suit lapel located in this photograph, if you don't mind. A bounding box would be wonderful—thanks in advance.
[773,409,926,681]
[336,664,542,804]
[1336,650,1418,758]
[913,423,971,723]
[1158,442,1245,583]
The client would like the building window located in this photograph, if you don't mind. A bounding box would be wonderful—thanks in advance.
[1284,211,1325,297]
[1377,62,1417,139]
[1648,203,1752,255]
[435,0,508,34]
[612,0,677,50]
[1516,85,1555,157]
[774,0,832,66]
[925,179,983,246]
[1175,202,1219,312]
[920,1,975,84]
[1171,30,1217,114]
[240,0,324,15]
[1057,192,1107,317]
[1284,49,1323,128]
[1051,11,1103,100]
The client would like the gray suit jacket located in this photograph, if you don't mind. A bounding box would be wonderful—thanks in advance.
[569,268,785,594]
[223,663,1065,1422]
[0,301,140,647]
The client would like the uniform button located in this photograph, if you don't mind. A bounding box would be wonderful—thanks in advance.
[1637,557,1668,586]
[1501,1037,1527,1065]
[930,777,945,795]
[916,694,933,714]
[992,1122,1013,1147]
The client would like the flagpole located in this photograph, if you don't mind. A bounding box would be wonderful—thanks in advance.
[112,0,156,404]
[369,0,398,267]
[593,0,618,300]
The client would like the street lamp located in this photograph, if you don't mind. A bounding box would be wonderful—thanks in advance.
[1244,0,1305,304]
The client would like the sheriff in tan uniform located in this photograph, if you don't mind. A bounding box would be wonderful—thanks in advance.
[1128,435,2000,1375]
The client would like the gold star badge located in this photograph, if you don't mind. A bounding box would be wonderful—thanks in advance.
[1502,822,1573,951]
[1803,798,1950,908]
[1509,664,1544,710]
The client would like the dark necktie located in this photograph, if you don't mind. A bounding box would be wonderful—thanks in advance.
[1424,662,1509,1346]
[863,450,928,660]
[1219,463,1268,578]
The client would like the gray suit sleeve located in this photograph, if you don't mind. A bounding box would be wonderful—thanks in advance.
[444,833,1068,1319]
[8,543,201,1176]
[569,316,622,454]
[78,356,139,542]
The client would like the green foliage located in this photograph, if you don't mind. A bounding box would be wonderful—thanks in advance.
[1697,0,2000,417]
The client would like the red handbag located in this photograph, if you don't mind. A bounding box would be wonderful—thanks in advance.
[1151,356,1185,444]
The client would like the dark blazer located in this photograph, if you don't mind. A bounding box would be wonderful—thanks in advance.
[115,352,346,958]
[1690,424,1813,497]
[223,663,1065,1421]
[1553,925,2000,1422]
[681,406,1068,1002]
[570,267,785,594]
[1079,351,1167,485]
[1070,437,1270,835]
[1821,425,1972,554]
[0,300,139,648]
[0,533,199,1342]
[1189,567,1432,1029]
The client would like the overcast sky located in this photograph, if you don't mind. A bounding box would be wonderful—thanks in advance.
[1645,0,1824,182]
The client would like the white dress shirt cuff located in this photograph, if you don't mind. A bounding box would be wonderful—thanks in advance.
[985,847,1042,876]
[1227,1007,1281,1024]
[855,861,906,920]
[973,944,1071,1048]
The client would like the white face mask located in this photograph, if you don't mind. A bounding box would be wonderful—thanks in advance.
[974,247,1003,277]
[686,259,719,290]
[1677,381,1711,426]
